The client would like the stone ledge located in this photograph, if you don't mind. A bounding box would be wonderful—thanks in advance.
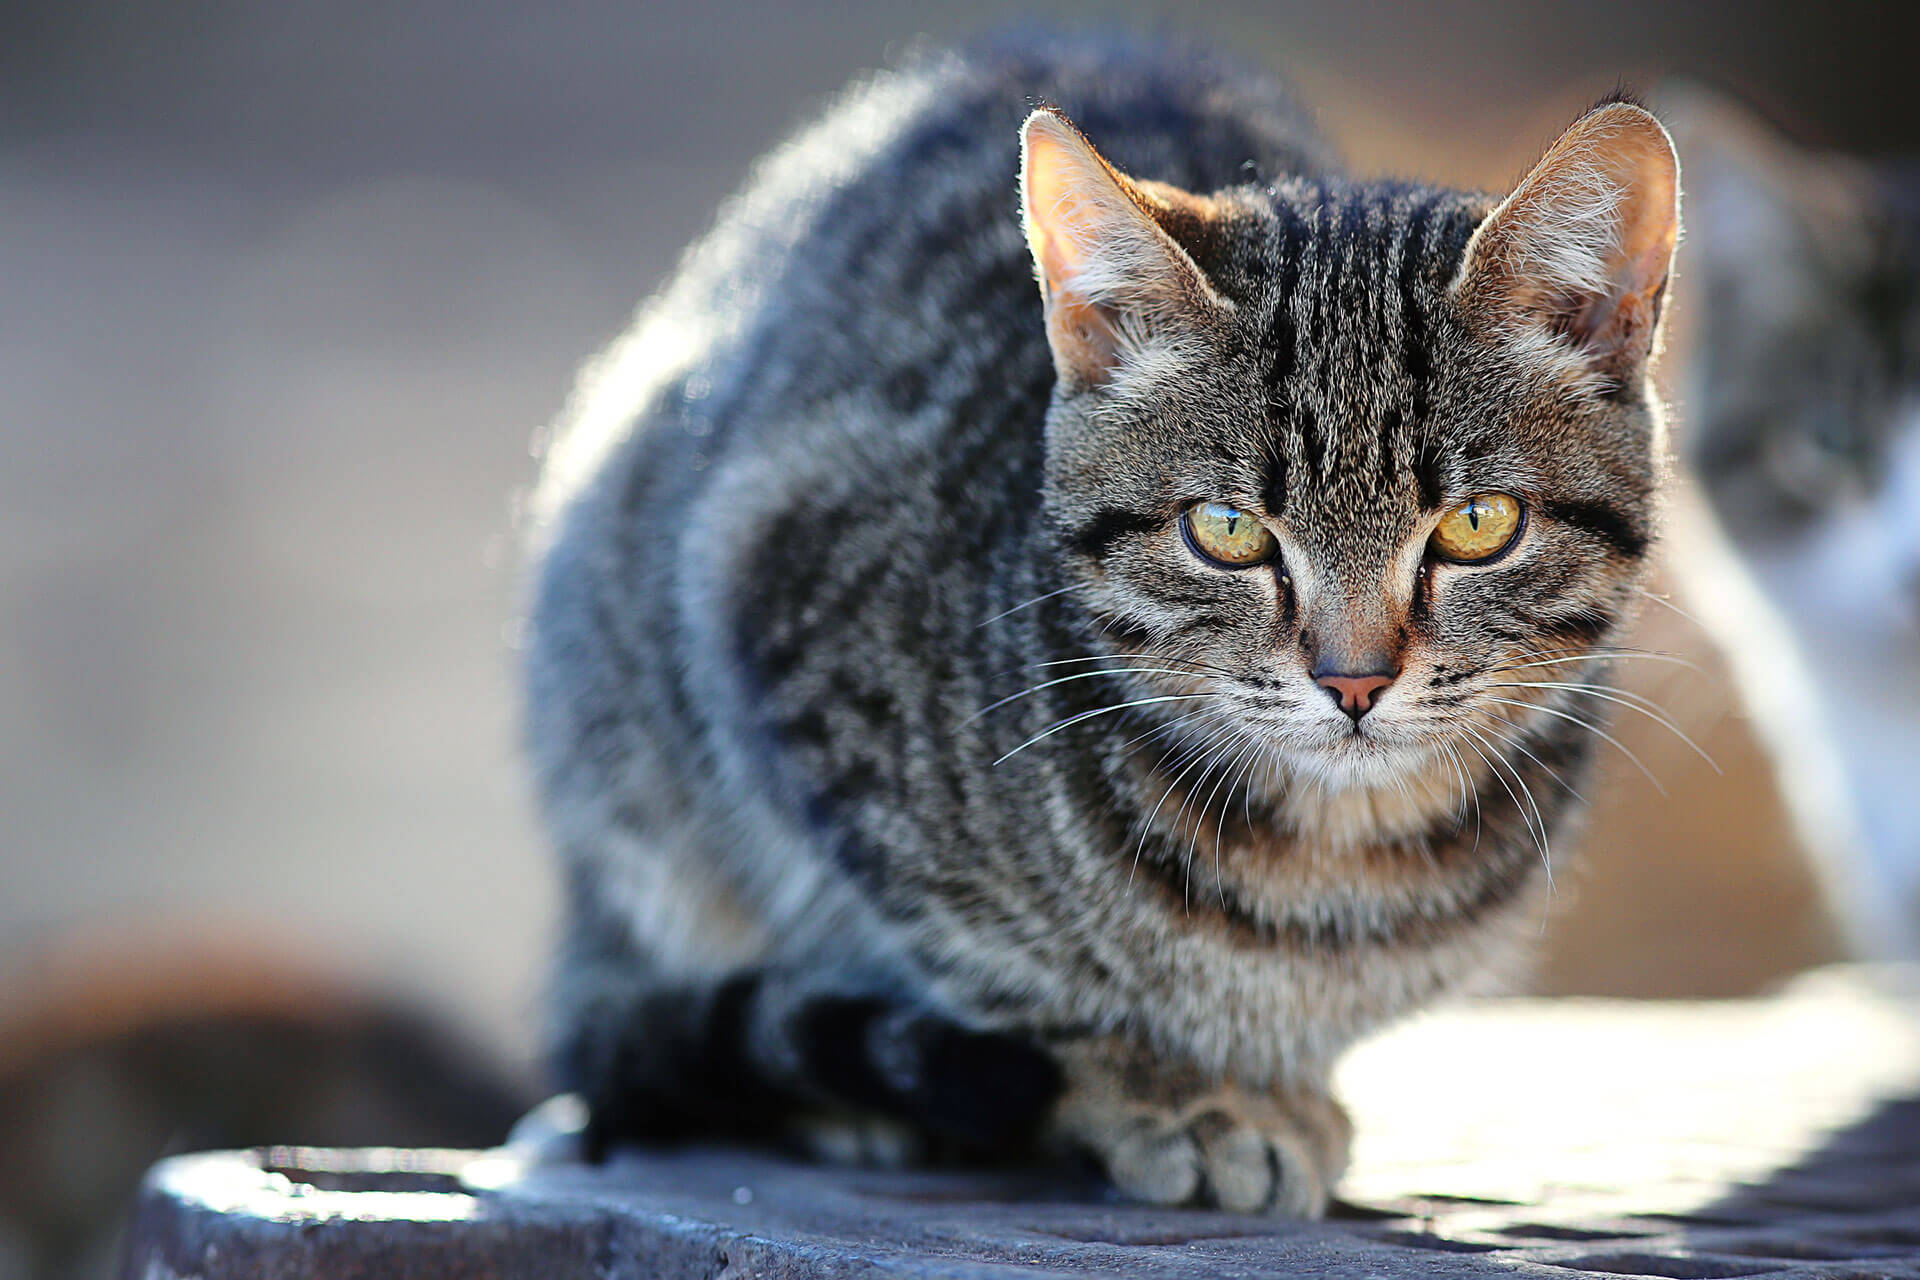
[123,967,1920,1279]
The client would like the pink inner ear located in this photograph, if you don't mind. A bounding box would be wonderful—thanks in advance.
[1021,136,1122,382]
[1021,114,1132,312]
[1020,115,1138,384]
[1018,110,1221,388]
[1022,138,1083,304]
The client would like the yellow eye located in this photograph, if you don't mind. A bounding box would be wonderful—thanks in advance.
[1183,501,1278,567]
[1430,493,1524,563]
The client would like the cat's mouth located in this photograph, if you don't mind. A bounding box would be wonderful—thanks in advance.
[1279,714,1442,791]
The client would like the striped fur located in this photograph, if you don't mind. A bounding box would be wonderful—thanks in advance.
[526,37,1677,1214]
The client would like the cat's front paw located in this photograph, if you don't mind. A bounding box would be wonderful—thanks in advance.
[1050,1044,1350,1215]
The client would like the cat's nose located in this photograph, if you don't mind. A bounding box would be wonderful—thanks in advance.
[1313,669,1397,721]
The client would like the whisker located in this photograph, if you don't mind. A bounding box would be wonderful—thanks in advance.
[1177,731,1241,910]
[975,584,1083,628]
[1445,738,1483,852]
[1116,702,1233,753]
[1493,674,1675,716]
[1473,717,1589,805]
[965,667,1216,725]
[1438,738,1477,841]
[1430,736,1463,822]
[1453,730,1524,841]
[1456,727,1553,893]
[1491,680,1720,773]
[1483,696,1667,795]
[993,694,1223,766]
[1167,727,1255,910]
[1492,650,1702,676]
[1200,728,1267,909]
[1002,653,1235,679]
[1243,729,1281,833]
[1130,716,1244,892]
[1634,584,1703,627]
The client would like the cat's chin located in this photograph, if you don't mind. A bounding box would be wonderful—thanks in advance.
[1288,733,1439,794]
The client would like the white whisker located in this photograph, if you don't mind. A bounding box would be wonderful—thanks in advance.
[1474,717,1589,805]
[1492,680,1719,773]
[1129,714,1242,890]
[993,694,1222,766]
[1483,696,1667,795]
[1437,738,1477,842]
[1008,653,1229,676]
[1633,584,1702,627]
[1494,649,1701,676]
[1200,727,1267,909]
[1166,726,1255,910]
[1459,722,1553,894]
[975,584,1082,628]
[965,667,1215,725]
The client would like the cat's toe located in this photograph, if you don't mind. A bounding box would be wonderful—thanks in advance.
[1082,1106,1324,1214]
[1190,1108,1283,1213]
[1103,1117,1204,1205]
[1061,1090,1341,1215]
[1204,1107,1337,1215]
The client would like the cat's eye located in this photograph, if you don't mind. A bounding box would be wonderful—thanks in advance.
[1429,493,1524,563]
[1183,501,1278,567]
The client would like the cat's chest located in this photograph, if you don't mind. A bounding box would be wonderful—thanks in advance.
[1131,750,1508,933]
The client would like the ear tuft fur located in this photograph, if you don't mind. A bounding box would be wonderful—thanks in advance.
[1019,107,1225,391]
[1454,100,1681,393]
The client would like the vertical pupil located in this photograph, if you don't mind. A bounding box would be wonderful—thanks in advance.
[1225,512,1239,535]
[1467,504,1481,531]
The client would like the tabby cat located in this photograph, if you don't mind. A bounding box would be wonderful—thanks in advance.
[526,38,1680,1214]
[1673,88,1920,957]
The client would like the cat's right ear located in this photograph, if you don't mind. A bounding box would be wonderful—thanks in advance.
[1020,108,1228,391]
[1453,99,1681,391]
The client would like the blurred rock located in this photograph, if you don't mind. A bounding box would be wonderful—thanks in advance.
[0,938,533,1280]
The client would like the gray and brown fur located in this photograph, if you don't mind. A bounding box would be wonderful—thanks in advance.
[525,37,1680,1214]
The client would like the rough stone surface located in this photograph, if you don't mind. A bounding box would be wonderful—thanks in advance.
[123,967,1920,1278]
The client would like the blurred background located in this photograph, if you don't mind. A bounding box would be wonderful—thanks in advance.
[4,1,1918,1275]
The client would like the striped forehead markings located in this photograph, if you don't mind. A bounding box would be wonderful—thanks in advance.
[1259,186,1457,509]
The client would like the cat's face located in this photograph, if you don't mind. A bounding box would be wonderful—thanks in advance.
[1679,97,1920,676]
[1021,104,1678,790]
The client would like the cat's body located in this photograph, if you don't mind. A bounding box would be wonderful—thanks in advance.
[528,39,1679,1213]
[1673,91,1920,956]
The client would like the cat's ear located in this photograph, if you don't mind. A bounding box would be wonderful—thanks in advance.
[1020,107,1228,390]
[1454,99,1681,390]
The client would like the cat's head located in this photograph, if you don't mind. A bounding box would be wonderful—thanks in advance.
[1670,87,1920,665]
[1020,100,1679,790]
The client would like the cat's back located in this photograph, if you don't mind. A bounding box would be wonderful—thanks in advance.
[534,36,1334,523]
[526,38,1336,833]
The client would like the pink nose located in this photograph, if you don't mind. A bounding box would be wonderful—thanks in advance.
[1315,671,1396,720]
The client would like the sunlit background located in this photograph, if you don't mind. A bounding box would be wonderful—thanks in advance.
[4,2,1918,1275]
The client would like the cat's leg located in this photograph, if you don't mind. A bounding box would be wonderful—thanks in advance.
[552,919,1061,1159]
[1047,1037,1351,1215]
[744,973,1066,1160]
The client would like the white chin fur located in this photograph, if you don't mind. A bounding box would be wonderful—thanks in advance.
[1291,735,1435,792]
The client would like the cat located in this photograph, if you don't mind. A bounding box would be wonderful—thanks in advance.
[524,36,1680,1215]
[1669,87,1920,958]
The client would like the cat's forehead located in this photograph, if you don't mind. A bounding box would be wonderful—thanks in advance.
[1213,182,1495,511]
[1252,179,1487,268]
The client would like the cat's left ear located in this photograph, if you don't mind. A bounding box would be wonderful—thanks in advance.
[1020,107,1229,390]
[1454,99,1681,389]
